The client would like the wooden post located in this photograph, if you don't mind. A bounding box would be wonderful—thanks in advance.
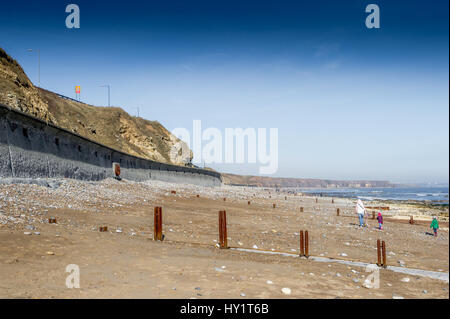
[382,241,387,268]
[377,239,382,266]
[305,231,309,258]
[273,203,276,209]
[372,211,376,220]
[409,216,414,225]
[154,206,163,241]
[300,207,304,213]
[299,230,304,257]
[218,210,228,249]
[337,208,340,216]
[248,201,251,205]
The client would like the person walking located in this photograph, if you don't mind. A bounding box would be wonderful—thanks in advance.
[356,199,366,227]
[430,216,439,237]
[377,212,383,230]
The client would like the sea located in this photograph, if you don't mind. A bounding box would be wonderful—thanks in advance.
[298,187,449,204]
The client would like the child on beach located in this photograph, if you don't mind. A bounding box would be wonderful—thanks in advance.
[430,216,439,237]
[377,212,383,230]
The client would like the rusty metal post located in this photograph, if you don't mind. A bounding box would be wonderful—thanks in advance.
[49,217,57,224]
[273,203,276,209]
[218,210,228,249]
[248,201,251,205]
[154,206,163,241]
[377,239,381,266]
[305,231,309,258]
[99,226,108,232]
[332,198,334,204]
[382,241,387,268]
[337,208,340,216]
[372,211,376,220]
[409,216,414,224]
[300,207,304,213]
[299,230,304,256]
[223,197,226,202]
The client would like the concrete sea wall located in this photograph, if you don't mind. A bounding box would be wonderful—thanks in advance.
[0,104,221,186]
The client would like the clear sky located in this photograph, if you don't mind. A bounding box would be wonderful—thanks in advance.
[1,0,448,184]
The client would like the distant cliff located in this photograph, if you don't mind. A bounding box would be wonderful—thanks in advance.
[222,173,393,188]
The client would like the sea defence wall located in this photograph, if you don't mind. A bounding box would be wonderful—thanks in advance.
[0,104,221,186]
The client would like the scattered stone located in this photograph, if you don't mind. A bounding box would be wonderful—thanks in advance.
[46,251,54,255]
[401,277,410,283]
[281,288,291,295]
[392,294,404,299]
[240,293,246,297]
[266,280,273,285]
[23,232,31,235]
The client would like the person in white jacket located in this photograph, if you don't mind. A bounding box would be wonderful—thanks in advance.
[356,199,366,227]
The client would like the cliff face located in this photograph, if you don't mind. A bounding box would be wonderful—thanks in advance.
[0,47,192,166]
[221,173,393,188]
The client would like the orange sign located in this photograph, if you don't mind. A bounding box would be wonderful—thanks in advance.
[75,86,81,94]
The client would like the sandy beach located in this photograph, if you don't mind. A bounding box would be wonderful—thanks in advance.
[0,178,448,299]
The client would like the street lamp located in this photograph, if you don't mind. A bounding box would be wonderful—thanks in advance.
[100,84,110,106]
[27,49,40,87]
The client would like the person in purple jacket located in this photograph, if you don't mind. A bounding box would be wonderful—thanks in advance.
[377,212,383,230]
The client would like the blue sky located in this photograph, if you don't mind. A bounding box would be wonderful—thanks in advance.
[0,0,448,183]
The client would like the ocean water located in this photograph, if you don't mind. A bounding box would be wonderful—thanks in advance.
[299,187,449,204]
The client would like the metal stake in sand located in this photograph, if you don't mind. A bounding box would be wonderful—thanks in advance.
[273,203,276,209]
[218,210,228,249]
[382,241,387,268]
[336,208,340,216]
[305,231,309,258]
[154,206,163,241]
[248,201,251,205]
[377,239,382,267]
[299,230,305,257]
[409,216,414,225]
[300,207,304,213]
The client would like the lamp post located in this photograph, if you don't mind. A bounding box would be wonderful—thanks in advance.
[135,107,140,117]
[100,84,110,106]
[27,49,40,87]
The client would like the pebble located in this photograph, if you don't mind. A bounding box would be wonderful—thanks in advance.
[266,280,273,284]
[23,232,31,235]
[392,294,404,299]
[281,288,291,295]
[46,251,54,255]
[240,293,246,297]
[252,245,258,249]
[401,277,410,283]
